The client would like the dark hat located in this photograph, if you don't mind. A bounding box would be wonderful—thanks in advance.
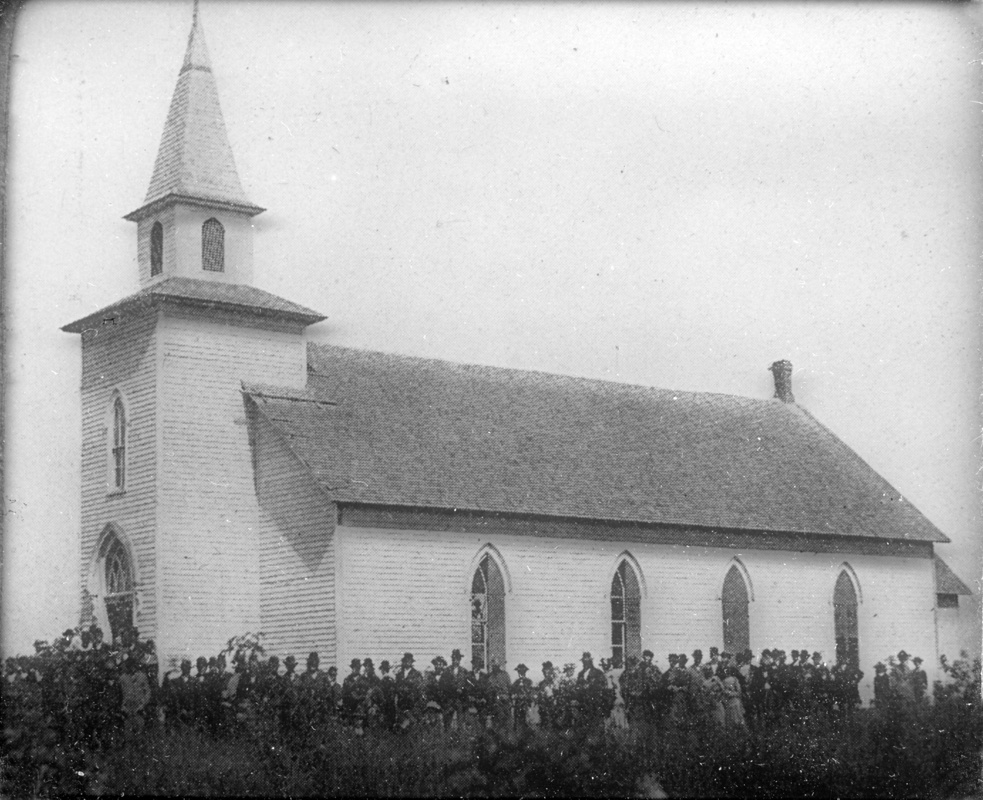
[897,650,910,660]
[875,662,887,672]
[350,658,362,668]
[402,652,414,663]
[196,656,208,666]
[720,651,732,660]
[542,661,554,671]
[63,629,75,638]
[451,648,463,659]
[709,646,719,656]
[812,652,822,660]
[913,656,923,665]
[791,649,800,658]
[581,652,592,661]
[761,649,772,658]
[678,654,688,665]
[432,655,447,666]
[284,655,297,665]
[516,664,528,673]
[180,658,192,668]
[692,649,703,659]
[327,666,338,675]
[380,660,391,671]
[642,649,654,658]
[308,651,319,661]
[363,658,374,668]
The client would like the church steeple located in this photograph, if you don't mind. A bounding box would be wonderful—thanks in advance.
[125,1,263,286]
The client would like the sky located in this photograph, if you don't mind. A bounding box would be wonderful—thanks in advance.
[3,0,981,656]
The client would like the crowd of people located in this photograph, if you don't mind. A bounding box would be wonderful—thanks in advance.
[3,623,934,750]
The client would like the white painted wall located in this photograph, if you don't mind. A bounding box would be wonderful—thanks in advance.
[335,524,938,701]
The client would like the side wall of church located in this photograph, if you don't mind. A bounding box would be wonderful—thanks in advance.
[334,525,938,699]
[251,409,336,664]
[79,310,159,637]
[156,306,307,665]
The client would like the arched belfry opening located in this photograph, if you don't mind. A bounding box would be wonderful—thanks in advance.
[471,553,506,669]
[202,218,225,272]
[722,563,750,653]
[834,569,860,665]
[150,221,163,276]
[611,558,642,665]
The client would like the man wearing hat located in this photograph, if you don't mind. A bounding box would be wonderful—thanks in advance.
[395,653,423,729]
[536,661,557,728]
[512,664,534,729]
[425,655,447,713]
[340,658,363,723]
[911,656,928,702]
[873,662,891,708]
[486,658,512,728]
[576,652,607,726]
[377,660,397,729]
[439,649,469,729]
[892,651,915,703]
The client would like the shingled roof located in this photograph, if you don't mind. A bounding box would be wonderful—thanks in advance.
[124,4,262,221]
[61,277,325,333]
[935,556,973,595]
[245,344,949,543]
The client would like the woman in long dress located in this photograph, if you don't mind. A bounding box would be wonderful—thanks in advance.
[723,674,747,730]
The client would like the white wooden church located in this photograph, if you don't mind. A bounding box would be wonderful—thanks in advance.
[64,8,971,695]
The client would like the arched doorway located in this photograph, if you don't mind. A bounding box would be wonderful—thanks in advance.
[99,532,136,643]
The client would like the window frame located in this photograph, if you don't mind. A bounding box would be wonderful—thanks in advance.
[833,569,860,666]
[106,392,128,495]
[201,217,225,272]
[150,221,163,276]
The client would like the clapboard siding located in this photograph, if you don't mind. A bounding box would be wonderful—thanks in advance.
[156,306,306,663]
[336,525,938,700]
[252,407,335,663]
[78,310,159,638]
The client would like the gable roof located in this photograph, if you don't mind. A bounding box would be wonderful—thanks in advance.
[61,277,325,333]
[124,7,262,221]
[245,344,949,544]
[935,555,973,595]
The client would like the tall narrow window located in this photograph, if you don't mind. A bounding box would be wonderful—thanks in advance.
[722,564,750,654]
[834,570,859,665]
[471,554,505,669]
[150,221,163,276]
[611,559,641,666]
[102,534,135,643]
[202,218,224,272]
[112,396,126,491]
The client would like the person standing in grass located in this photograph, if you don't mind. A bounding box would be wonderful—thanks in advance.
[911,657,928,703]
[119,654,151,739]
[873,662,891,708]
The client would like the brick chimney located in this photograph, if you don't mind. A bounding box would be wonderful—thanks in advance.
[769,360,795,403]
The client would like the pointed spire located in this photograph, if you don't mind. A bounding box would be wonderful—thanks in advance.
[126,0,262,220]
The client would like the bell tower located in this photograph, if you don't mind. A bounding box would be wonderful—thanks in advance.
[124,0,264,286]
[63,1,324,665]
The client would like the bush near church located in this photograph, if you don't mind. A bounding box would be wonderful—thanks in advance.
[3,627,981,797]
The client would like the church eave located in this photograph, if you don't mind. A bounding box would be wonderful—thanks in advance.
[62,287,325,334]
[123,192,265,222]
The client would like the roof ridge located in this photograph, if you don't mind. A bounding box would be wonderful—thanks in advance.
[306,342,779,407]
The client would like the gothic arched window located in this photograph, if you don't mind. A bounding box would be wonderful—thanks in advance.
[722,564,750,654]
[150,221,163,276]
[471,554,505,670]
[611,559,641,666]
[834,570,859,665]
[102,534,135,643]
[111,395,126,491]
[202,218,224,272]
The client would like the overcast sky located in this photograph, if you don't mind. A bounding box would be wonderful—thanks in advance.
[3,0,981,656]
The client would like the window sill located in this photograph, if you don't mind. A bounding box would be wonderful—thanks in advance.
[106,488,126,498]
